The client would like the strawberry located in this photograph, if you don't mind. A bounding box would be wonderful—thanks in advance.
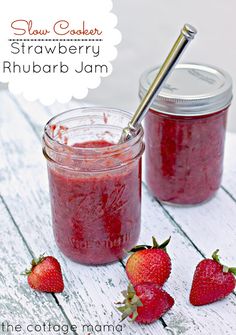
[126,236,171,286]
[23,254,64,293]
[190,249,236,306]
[116,282,174,324]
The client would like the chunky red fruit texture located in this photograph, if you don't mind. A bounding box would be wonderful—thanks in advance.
[117,283,174,324]
[126,237,171,287]
[24,255,64,293]
[190,250,236,306]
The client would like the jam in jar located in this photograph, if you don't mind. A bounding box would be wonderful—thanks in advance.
[139,63,233,205]
[43,108,144,264]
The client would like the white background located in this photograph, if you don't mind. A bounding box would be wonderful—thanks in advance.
[0,0,121,104]
[84,0,236,132]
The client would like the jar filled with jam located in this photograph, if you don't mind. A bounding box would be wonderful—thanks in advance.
[139,63,233,205]
[43,108,144,264]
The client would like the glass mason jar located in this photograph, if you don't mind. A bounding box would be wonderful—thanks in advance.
[43,107,144,265]
[139,63,233,205]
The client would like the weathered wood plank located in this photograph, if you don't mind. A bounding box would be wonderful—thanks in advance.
[156,188,236,264]
[12,93,236,334]
[13,94,85,128]
[0,91,167,335]
[0,196,76,334]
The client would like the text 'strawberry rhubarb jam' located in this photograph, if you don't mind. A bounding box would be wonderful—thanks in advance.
[139,64,233,205]
[43,108,144,265]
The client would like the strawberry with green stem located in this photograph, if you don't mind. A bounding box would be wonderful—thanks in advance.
[190,249,236,306]
[126,236,172,286]
[22,254,64,293]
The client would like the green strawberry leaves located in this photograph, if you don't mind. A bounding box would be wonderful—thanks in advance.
[116,283,143,321]
[129,236,171,253]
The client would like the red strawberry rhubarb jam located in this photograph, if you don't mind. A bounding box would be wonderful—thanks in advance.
[145,109,228,204]
[140,64,232,205]
[43,108,144,265]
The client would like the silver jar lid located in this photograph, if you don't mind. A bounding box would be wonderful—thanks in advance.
[139,63,233,116]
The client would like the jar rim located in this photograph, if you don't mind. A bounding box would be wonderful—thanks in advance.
[43,106,144,169]
[139,63,233,116]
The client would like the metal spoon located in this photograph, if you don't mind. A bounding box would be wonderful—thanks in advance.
[119,23,197,143]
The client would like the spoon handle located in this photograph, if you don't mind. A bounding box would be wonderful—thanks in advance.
[120,24,197,143]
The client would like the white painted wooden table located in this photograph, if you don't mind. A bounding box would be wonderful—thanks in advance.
[0,89,235,335]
